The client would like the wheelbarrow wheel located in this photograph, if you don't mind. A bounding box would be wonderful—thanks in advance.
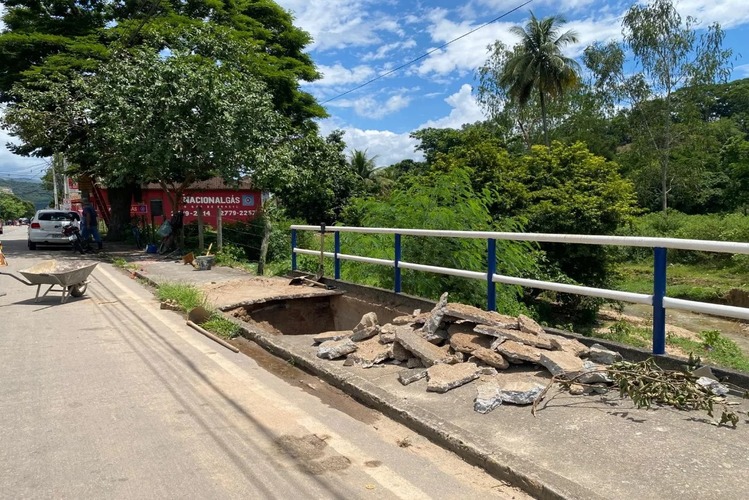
[70,283,88,297]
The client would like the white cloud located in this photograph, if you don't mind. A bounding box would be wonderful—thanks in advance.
[418,84,484,129]
[678,0,749,29]
[276,0,402,51]
[308,63,376,87]
[734,64,749,78]
[333,92,411,119]
[362,39,418,61]
[320,84,485,167]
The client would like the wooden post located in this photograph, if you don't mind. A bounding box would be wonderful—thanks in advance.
[197,206,204,252]
[217,208,223,251]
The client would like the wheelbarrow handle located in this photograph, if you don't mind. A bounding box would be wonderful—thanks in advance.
[0,271,34,287]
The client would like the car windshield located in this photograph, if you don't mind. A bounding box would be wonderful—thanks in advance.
[38,212,76,222]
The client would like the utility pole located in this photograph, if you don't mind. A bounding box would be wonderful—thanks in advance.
[52,153,60,209]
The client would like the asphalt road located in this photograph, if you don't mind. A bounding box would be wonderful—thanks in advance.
[0,226,524,499]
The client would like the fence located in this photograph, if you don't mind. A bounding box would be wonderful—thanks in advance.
[290,224,749,355]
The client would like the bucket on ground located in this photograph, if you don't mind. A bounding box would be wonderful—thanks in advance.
[195,255,214,270]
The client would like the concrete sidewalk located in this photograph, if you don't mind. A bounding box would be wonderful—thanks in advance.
[126,252,749,500]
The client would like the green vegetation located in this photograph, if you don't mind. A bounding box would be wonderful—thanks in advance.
[111,257,138,271]
[0,191,36,220]
[594,321,749,372]
[0,180,50,211]
[156,283,205,312]
[202,314,241,340]
[154,283,239,340]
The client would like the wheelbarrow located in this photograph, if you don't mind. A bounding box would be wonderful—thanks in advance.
[0,260,98,303]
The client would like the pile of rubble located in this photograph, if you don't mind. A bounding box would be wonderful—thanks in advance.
[313,293,625,413]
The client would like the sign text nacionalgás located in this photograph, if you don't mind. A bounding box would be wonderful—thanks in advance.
[131,189,260,226]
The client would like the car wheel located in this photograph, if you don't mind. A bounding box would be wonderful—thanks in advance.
[28,240,37,250]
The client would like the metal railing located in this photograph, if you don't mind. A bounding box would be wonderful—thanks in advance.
[290,224,749,355]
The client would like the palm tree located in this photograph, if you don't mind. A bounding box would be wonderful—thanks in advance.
[349,149,378,182]
[500,12,580,146]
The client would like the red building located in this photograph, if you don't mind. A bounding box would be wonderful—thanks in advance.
[94,178,262,228]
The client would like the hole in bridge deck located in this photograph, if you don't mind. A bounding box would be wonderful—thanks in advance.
[227,294,408,336]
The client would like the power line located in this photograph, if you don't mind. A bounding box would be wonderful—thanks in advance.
[321,0,534,104]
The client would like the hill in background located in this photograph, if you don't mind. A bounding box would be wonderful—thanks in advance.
[0,178,52,210]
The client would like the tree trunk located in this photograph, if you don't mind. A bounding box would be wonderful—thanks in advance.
[106,183,139,241]
[257,213,271,276]
[539,89,549,147]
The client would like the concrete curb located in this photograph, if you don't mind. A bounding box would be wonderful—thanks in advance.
[237,322,604,500]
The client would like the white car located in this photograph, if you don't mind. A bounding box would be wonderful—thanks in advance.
[27,209,81,250]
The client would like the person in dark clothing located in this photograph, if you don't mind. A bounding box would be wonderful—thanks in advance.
[81,200,103,250]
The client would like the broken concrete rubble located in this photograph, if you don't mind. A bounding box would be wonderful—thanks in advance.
[473,376,547,412]
[426,363,481,393]
[395,327,454,367]
[696,376,730,396]
[347,336,392,368]
[443,303,518,329]
[398,368,427,386]
[495,340,544,364]
[449,332,492,354]
[471,347,510,370]
[588,343,623,365]
[312,330,353,344]
[518,314,546,336]
[475,324,553,349]
[317,338,357,360]
[422,292,449,337]
[539,350,585,379]
[351,312,380,341]
[308,295,621,414]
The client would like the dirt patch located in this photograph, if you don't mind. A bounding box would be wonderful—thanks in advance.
[276,434,351,475]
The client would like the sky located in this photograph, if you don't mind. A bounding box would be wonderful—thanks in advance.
[2,0,749,179]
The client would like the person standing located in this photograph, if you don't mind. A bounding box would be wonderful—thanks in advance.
[81,199,103,250]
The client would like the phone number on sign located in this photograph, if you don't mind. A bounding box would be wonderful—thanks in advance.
[183,209,257,217]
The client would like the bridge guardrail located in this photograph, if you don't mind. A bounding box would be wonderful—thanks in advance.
[290,224,749,355]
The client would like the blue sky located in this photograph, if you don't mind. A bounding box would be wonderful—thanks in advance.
[2,0,749,178]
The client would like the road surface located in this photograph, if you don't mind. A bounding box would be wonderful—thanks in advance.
[0,226,526,499]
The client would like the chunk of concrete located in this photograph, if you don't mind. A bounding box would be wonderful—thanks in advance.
[494,340,544,364]
[395,326,453,367]
[426,363,481,393]
[518,314,546,336]
[317,338,357,360]
[696,376,729,396]
[497,378,546,405]
[351,312,380,341]
[692,365,718,381]
[379,323,397,344]
[443,303,519,329]
[474,376,546,411]
[539,350,586,379]
[475,324,553,349]
[351,325,380,342]
[347,337,392,368]
[391,315,416,325]
[471,347,510,370]
[398,368,427,386]
[549,336,590,357]
[406,357,424,369]
[312,330,353,344]
[422,292,449,337]
[447,321,478,336]
[578,360,612,384]
[449,332,492,354]
[391,341,412,362]
[474,382,503,414]
[588,343,623,365]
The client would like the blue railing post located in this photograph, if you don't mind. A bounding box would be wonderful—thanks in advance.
[394,234,402,293]
[487,238,497,311]
[334,231,341,279]
[652,247,667,355]
[291,229,297,271]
